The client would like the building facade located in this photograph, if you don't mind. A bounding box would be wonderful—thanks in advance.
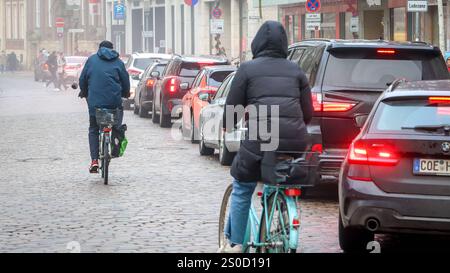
[1,0,27,66]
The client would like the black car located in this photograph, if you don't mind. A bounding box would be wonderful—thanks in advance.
[133,61,168,118]
[151,55,229,128]
[338,79,450,252]
[287,39,449,184]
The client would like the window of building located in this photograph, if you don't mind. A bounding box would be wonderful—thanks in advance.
[35,0,41,28]
[12,2,18,39]
[19,2,24,39]
[6,2,11,39]
[48,0,52,27]
[321,13,336,39]
[180,4,185,55]
[390,7,407,41]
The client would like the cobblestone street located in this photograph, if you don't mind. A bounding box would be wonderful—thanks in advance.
[1,73,450,253]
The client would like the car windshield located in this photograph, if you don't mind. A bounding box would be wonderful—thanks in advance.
[133,58,156,70]
[323,49,449,90]
[370,99,450,134]
[208,71,234,87]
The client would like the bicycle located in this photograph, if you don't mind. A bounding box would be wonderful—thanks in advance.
[95,108,121,185]
[218,151,318,253]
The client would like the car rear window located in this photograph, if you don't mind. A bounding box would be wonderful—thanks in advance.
[65,57,86,64]
[323,49,449,90]
[133,58,156,70]
[208,71,234,87]
[155,64,166,74]
[370,99,450,134]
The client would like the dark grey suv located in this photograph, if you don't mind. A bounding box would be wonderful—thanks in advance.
[287,40,449,184]
[338,80,450,252]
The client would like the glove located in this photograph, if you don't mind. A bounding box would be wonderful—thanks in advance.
[78,89,88,98]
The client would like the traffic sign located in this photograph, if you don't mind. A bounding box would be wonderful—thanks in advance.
[407,0,428,12]
[55,17,65,28]
[305,0,321,13]
[212,7,222,19]
[114,1,126,20]
[210,19,224,34]
[184,0,199,6]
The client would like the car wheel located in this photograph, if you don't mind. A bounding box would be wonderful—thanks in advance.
[159,98,171,128]
[190,113,199,144]
[152,93,159,124]
[219,129,235,166]
[199,121,214,156]
[138,97,149,118]
[133,97,139,115]
[338,211,374,253]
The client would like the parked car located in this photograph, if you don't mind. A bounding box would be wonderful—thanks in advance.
[181,65,236,143]
[64,56,88,83]
[151,55,229,128]
[198,72,245,166]
[338,79,450,252]
[287,39,450,184]
[123,52,172,109]
[133,61,168,117]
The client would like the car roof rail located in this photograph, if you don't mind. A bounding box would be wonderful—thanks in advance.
[299,38,333,43]
[387,78,407,92]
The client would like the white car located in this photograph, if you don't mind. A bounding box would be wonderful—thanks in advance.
[64,56,88,82]
[124,53,172,109]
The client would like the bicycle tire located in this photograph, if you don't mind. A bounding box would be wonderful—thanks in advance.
[103,134,110,185]
[218,184,233,249]
[259,193,296,253]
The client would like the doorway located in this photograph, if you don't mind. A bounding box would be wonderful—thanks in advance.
[132,8,143,52]
[364,10,384,39]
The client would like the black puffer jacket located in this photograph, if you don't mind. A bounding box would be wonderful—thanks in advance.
[223,21,313,182]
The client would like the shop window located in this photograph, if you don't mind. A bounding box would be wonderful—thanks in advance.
[321,13,336,39]
[390,8,407,42]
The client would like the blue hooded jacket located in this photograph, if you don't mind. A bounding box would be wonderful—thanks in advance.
[79,47,130,116]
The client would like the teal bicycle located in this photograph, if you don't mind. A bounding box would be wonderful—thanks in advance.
[218,151,318,253]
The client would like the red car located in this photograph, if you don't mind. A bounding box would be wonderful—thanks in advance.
[181,65,236,142]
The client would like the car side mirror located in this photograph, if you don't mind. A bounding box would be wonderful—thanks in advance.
[131,74,141,81]
[71,82,78,89]
[180,82,190,91]
[150,71,160,79]
[355,114,368,129]
[198,92,211,102]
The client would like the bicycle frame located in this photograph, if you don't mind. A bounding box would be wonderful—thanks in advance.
[243,184,300,252]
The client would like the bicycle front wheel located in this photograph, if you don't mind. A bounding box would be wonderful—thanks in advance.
[218,183,233,249]
[259,193,297,253]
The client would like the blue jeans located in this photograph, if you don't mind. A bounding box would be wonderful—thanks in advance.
[88,109,123,160]
[225,179,257,245]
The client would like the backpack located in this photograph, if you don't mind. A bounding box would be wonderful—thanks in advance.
[111,124,128,158]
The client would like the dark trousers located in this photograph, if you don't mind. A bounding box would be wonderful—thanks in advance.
[0,64,4,73]
[46,70,58,88]
[89,109,123,160]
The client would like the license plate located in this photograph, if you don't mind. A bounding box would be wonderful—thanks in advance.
[413,159,450,176]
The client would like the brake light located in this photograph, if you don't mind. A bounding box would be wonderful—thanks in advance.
[311,144,323,154]
[348,140,399,166]
[377,49,396,55]
[311,93,356,112]
[284,188,301,197]
[146,79,155,88]
[166,77,179,93]
[128,69,140,76]
[429,97,450,104]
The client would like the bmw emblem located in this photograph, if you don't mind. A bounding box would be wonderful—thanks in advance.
[442,142,450,153]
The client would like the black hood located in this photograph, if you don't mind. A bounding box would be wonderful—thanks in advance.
[251,21,288,59]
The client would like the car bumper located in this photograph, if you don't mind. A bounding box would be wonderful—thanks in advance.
[340,178,450,234]
[167,98,183,118]
[317,149,347,182]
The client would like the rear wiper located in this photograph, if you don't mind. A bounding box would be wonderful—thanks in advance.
[401,124,450,134]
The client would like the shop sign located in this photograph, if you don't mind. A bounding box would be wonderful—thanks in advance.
[350,17,359,32]
[407,1,428,12]
[143,31,153,38]
[306,22,321,31]
[305,13,321,22]
[210,19,224,34]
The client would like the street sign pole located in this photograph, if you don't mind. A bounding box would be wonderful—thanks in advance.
[415,12,420,41]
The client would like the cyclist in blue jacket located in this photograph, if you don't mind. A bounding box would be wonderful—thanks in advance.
[79,41,130,173]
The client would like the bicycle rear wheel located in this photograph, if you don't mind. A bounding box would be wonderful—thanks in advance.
[259,193,296,253]
[218,184,233,249]
[102,134,110,185]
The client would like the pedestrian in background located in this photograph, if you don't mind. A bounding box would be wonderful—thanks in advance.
[7,52,18,72]
[45,51,59,90]
[0,51,6,73]
[57,52,68,90]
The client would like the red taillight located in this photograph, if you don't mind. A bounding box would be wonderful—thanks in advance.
[284,188,301,197]
[128,69,140,76]
[429,97,450,104]
[257,191,263,197]
[146,79,155,88]
[377,49,396,55]
[348,140,399,166]
[166,77,179,93]
[292,218,300,227]
[311,144,323,154]
[311,93,356,112]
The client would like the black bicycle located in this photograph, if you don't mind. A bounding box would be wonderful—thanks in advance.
[95,108,120,185]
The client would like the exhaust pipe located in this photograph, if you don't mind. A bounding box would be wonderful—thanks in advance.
[366,218,380,232]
